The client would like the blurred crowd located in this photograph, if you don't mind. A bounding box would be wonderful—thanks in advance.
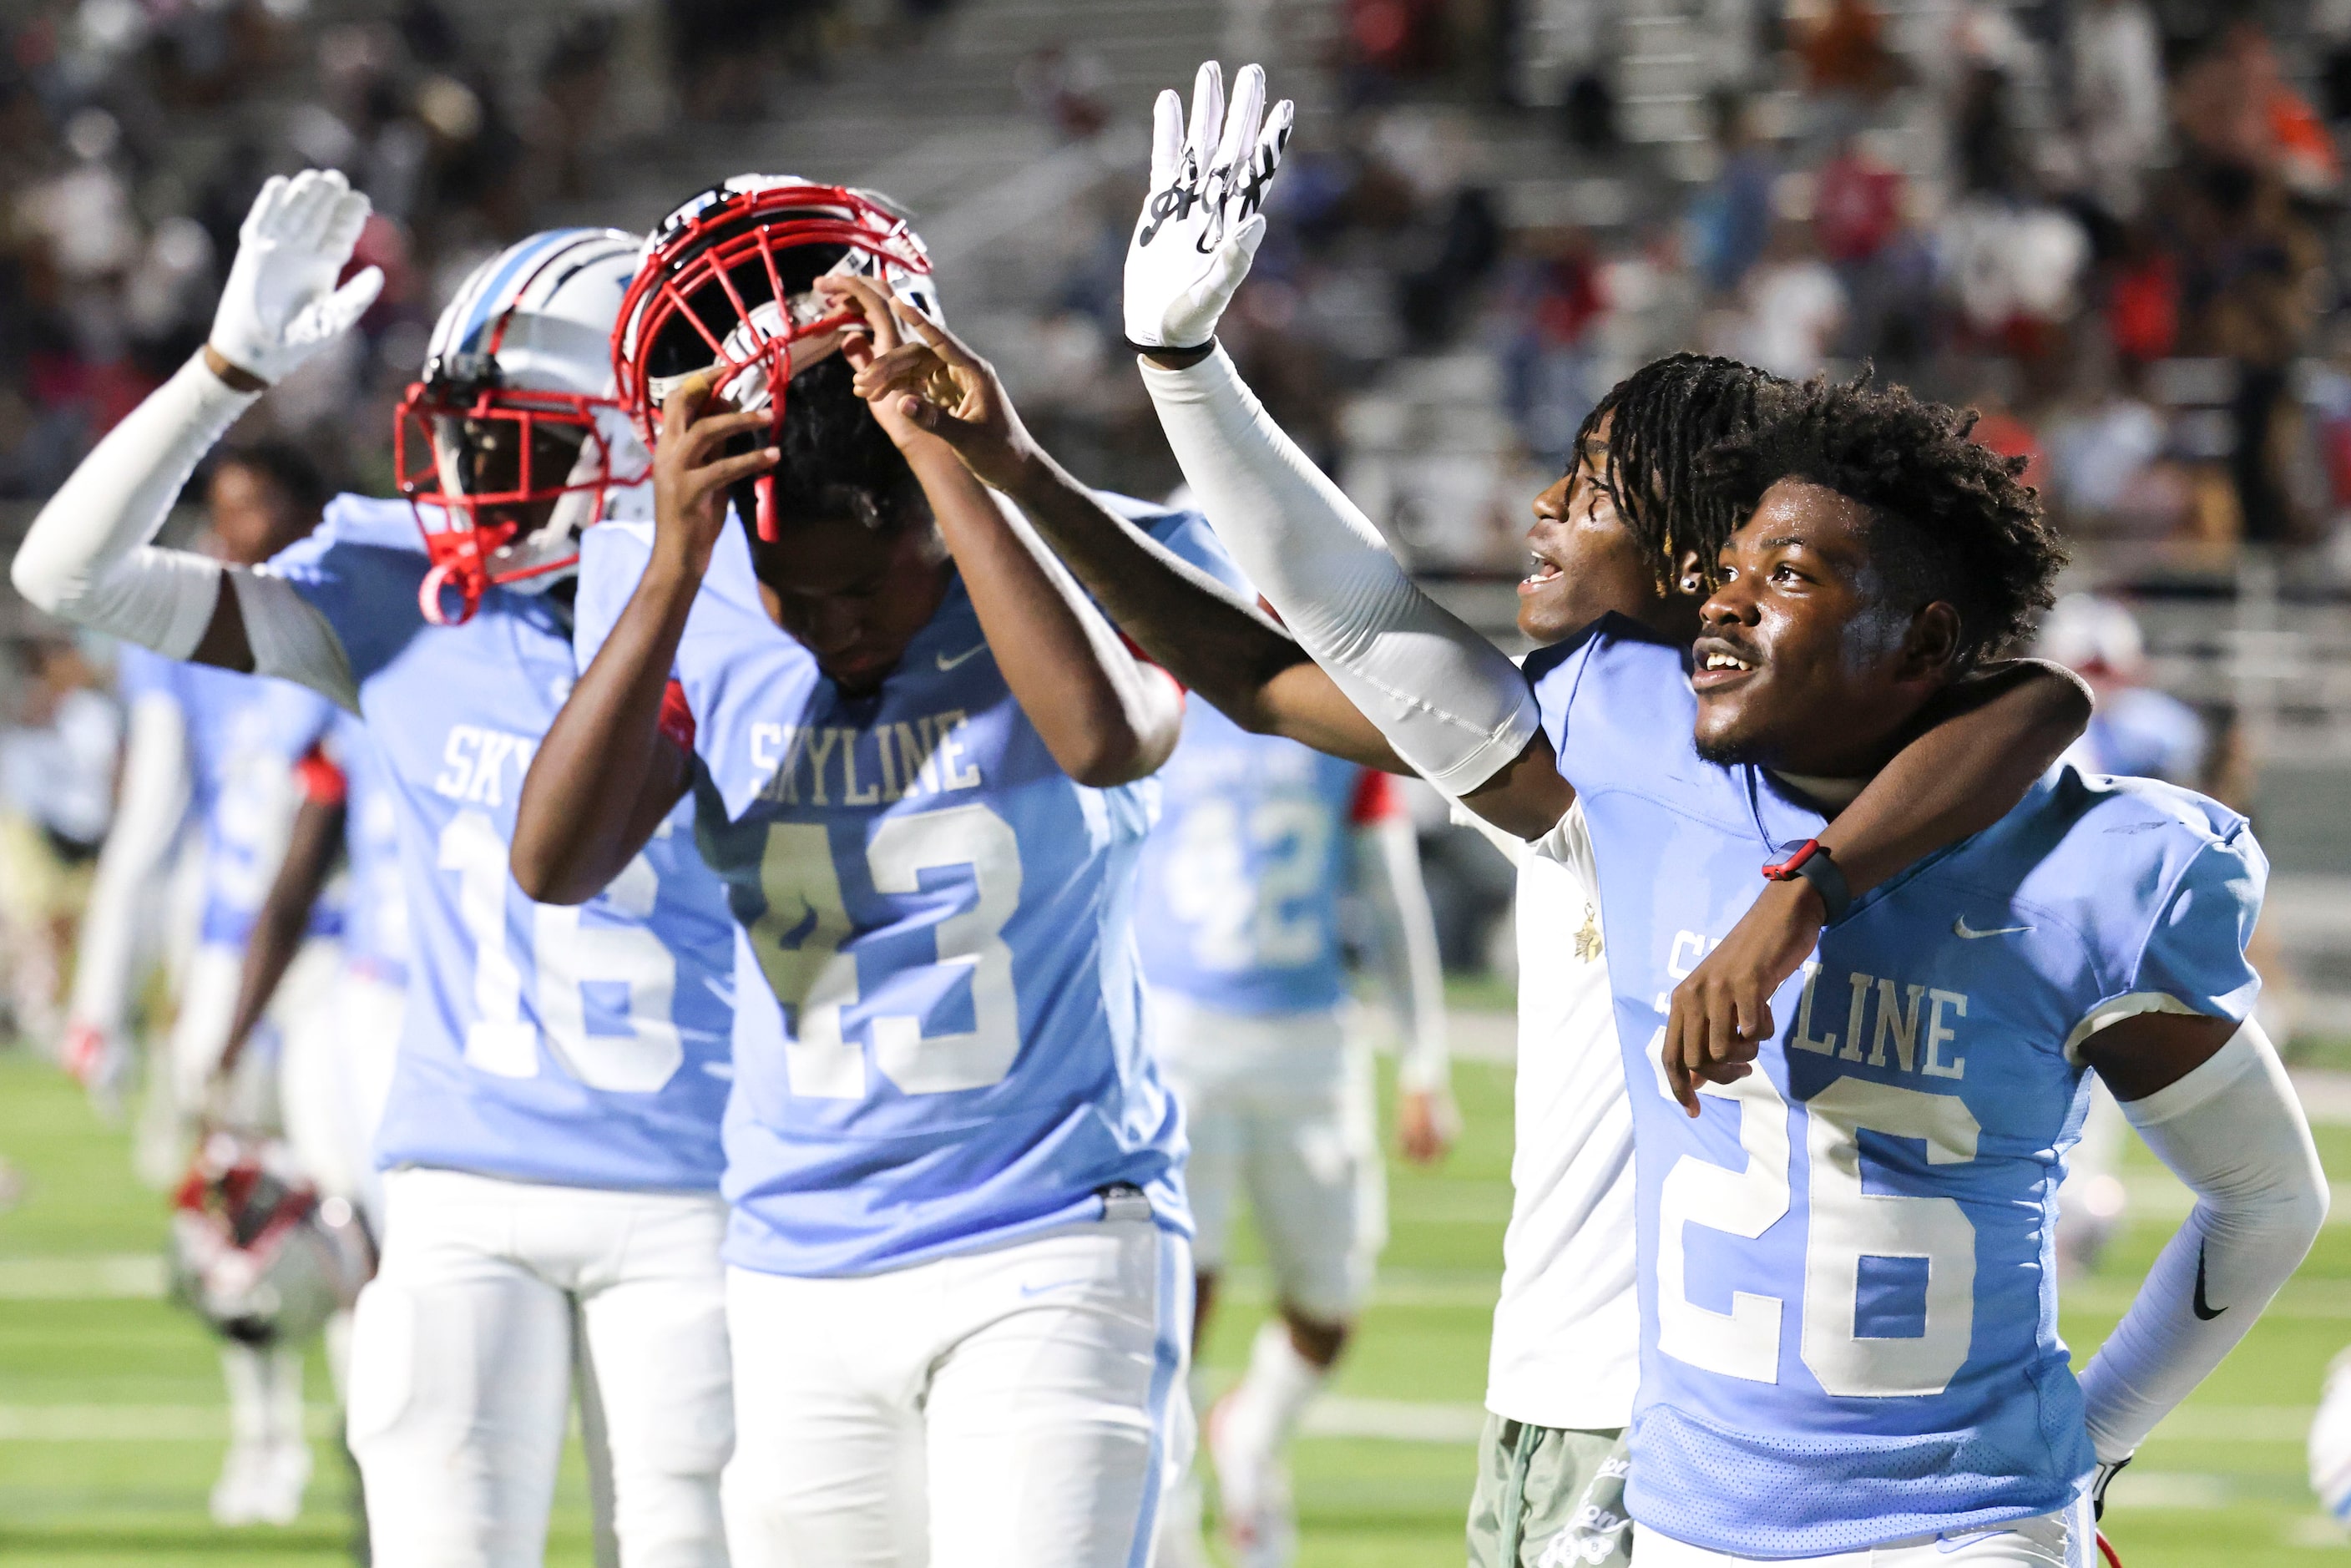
[997,0,2351,574]
[0,0,2342,1003]
[0,0,962,512]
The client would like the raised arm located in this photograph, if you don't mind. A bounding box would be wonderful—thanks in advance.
[510,372,765,905]
[1660,659,2092,1111]
[842,289,1403,772]
[1122,65,1563,833]
[827,277,1183,787]
[8,171,380,701]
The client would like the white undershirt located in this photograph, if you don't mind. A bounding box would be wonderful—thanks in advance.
[1457,800,1639,1430]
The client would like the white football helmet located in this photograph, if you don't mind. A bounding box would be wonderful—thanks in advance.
[167,1133,372,1347]
[397,227,652,625]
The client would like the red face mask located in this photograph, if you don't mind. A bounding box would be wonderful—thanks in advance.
[614,181,933,541]
[393,361,640,625]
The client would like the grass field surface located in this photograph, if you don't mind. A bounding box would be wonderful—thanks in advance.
[1,1034,2347,1565]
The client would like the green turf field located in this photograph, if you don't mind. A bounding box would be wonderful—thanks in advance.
[1,1036,2346,1565]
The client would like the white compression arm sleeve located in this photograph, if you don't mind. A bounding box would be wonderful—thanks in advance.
[1142,349,1537,796]
[67,693,190,1039]
[2077,1021,2328,1460]
[10,352,356,706]
[1353,816,1450,1093]
[12,355,255,658]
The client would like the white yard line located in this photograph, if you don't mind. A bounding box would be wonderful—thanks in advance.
[1302,1397,1487,1444]
[0,1393,2303,1458]
[0,1253,164,1299]
[0,1404,340,1440]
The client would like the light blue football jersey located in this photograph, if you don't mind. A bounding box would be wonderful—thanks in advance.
[116,645,341,948]
[574,496,1248,1275]
[265,495,737,1191]
[331,713,410,987]
[1526,618,2265,1556]
[1132,701,1390,1014]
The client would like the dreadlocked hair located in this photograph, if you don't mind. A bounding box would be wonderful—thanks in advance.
[1570,353,1783,598]
[1704,372,2066,665]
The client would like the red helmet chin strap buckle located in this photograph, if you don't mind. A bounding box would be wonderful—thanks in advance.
[419,558,483,627]
[756,473,779,541]
[415,507,498,626]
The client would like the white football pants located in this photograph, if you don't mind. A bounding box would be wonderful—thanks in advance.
[722,1212,1193,1568]
[348,1167,733,1568]
[163,936,340,1129]
[1633,1497,2092,1567]
[1155,994,1385,1323]
[281,966,402,1231]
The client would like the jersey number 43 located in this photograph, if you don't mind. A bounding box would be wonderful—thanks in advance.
[751,803,1023,1100]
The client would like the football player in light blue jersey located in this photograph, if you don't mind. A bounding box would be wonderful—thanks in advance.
[15,172,737,1565]
[1133,703,1451,1567]
[1129,306,2330,1563]
[221,711,410,1230]
[861,70,2111,1568]
[511,178,1215,1568]
[60,444,342,1529]
[1110,67,2328,1567]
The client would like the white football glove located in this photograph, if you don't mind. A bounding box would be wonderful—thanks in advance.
[1123,60,1295,351]
[208,169,384,386]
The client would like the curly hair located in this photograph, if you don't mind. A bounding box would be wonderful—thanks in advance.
[1702,372,2065,664]
[1570,353,1784,597]
[729,355,931,537]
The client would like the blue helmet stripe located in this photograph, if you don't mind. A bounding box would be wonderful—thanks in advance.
[454,229,600,355]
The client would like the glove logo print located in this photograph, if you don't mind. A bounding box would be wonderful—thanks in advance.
[1137,154,1207,250]
[1123,61,1294,350]
[2192,1242,2226,1320]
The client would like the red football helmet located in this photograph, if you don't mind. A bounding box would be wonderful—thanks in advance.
[612,176,937,540]
[393,228,650,625]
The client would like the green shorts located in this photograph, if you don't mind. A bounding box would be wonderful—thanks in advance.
[1466,1414,1632,1568]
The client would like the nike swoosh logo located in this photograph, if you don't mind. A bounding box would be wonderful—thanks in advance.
[1953,916,2035,939]
[1019,1277,1093,1299]
[2194,1243,2226,1320]
[936,643,988,672]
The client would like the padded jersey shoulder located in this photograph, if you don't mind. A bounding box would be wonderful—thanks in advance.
[1522,615,1702,806]
[1897,766,2266,1028]
[260,493,433,685]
